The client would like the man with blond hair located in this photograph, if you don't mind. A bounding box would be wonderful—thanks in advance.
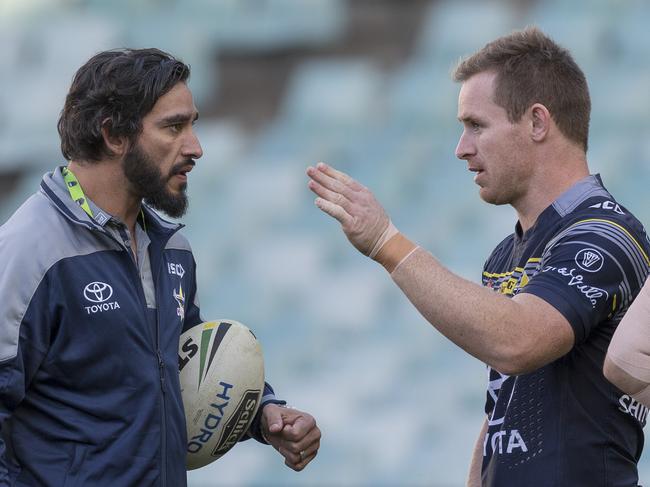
[308,27,649,486]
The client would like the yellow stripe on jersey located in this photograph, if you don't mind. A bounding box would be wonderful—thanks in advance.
[483,258,542,295]
[483,270,513,279]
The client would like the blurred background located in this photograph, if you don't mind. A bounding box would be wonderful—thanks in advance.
[2,0,650,485]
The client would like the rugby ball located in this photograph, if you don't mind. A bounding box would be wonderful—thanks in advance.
[178,320,264,470]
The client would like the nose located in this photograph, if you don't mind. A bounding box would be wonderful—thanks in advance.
[182,129,203,160]
[455,129,475,160]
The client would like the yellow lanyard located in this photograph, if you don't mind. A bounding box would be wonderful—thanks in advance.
[62,167,93,218]
[61,166,147,232]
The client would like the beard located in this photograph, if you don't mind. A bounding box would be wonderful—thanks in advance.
[122,143,192,218]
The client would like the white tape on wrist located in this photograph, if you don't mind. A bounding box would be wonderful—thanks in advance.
[391,245,420,274]
[369,221,399,259]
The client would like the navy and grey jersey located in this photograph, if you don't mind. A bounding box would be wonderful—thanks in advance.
[0,167,281,486]
[480,175,650,487]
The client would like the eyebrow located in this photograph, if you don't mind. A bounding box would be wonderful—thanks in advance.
[159,112,200,125]
[458,114,479,124]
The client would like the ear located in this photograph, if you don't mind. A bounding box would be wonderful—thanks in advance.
[530,103,551,143]
[100,119,128,157]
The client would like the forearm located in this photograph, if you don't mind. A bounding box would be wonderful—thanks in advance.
[307,163,573,372]
[387,246,570,374]
[389,247,521,367]
[605,279,650,401]
[467,419,487,487]
[606,280,650,380]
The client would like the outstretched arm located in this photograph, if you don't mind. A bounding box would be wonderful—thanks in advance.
[307,162,574,375]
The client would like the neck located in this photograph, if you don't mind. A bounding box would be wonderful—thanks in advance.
[67,159,141,235]
[513,148,589,233]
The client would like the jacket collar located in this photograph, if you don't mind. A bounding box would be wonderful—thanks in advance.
[40,166,183,238]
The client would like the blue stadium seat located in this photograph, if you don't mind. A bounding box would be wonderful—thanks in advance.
[416,0,518,64]
[0,11,120,170]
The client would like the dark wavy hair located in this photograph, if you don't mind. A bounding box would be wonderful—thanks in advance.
[58,48,190,162]
[453,26,590,152]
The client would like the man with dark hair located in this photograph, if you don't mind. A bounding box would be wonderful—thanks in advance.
[307,26,649,486]
[0,48,320,486]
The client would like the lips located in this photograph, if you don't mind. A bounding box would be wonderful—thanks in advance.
[468,166,485,184]
[170,161,195,180]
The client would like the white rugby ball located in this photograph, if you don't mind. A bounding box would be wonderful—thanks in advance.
[178,319,264,470]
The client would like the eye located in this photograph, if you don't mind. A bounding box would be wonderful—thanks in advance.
[471,121,481,131]
[168,123,183,134]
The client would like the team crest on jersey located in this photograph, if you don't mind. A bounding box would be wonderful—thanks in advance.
[575,248,604,272]
[174,284,185,320]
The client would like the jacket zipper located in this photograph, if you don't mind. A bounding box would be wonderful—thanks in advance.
[98,229,171,487]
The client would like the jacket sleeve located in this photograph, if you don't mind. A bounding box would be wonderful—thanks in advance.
[244,382,287,444]
[182,256,203,333]
[0,264,53,483]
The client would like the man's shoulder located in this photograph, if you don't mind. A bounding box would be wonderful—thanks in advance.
[0,191,61,244]
[165,230,192,253]
[557,196,649,251]
[543,198,650,283]
[1,188,115,276]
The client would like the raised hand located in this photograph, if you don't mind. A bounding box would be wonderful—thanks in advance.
[306,162,391,256]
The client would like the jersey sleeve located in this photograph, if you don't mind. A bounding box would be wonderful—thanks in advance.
[521,219,650,343]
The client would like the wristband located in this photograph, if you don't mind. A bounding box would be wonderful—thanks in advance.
[369,221,399,259]
[374,233,419,273]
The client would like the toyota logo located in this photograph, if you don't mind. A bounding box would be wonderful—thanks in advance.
[83,282,113,303]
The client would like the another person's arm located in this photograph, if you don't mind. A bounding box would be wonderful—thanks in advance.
[604,278,650,406]
[467,419,487,487]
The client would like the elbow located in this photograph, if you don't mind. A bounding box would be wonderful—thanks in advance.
[489,345,544,377]
[492,359,537,377]
[487,318,574,376]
